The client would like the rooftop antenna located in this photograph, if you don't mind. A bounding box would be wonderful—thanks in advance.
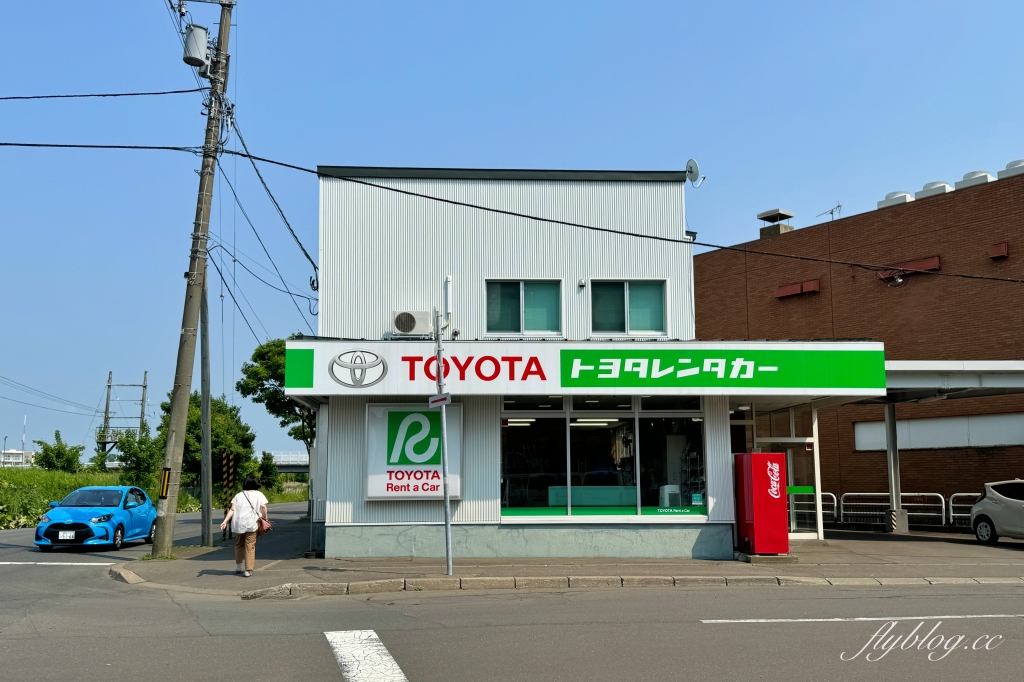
[816,201,842,221]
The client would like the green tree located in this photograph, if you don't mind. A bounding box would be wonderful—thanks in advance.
[115,423,163,489]
[156,391,257,495]
[236,336,316,454]
[258,451,282,492]
[88,448,108,472]
[33,431,84,473]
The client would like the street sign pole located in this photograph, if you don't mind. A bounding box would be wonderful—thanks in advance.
[433,308,454,576]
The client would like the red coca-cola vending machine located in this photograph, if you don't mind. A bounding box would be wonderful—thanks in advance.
[734,452,789,555]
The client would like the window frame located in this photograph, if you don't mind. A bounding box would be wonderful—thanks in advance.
[484,278,564,338]
[589,278,668,338]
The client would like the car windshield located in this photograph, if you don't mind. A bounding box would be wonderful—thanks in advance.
[60,489,124,508]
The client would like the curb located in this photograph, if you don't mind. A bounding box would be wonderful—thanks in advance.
[236,574,1024,600]
[109,563,145,585]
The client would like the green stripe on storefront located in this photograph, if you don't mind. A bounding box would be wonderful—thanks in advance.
[786,485,815,495]
[285,348,315,389]
[501,506,708,517]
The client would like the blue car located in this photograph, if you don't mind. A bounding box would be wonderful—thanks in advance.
[35,486,157,552]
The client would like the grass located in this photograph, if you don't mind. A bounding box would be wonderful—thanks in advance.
[0,468,208,529]
[0,469,119,529]
[265,488,308,504]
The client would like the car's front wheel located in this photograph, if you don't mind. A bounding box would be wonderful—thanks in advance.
[111,526,124,551]
[144,522,155,544]
[974,517,998,544]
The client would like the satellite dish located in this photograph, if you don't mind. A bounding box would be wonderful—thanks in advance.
[685,159,699,183]
[685,159,705,187]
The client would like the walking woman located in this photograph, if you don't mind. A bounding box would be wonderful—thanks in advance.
[220,475,269,577]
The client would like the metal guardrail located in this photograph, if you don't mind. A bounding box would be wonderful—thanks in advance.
[271,451,309,466]
[949,493,983,527]
[839,492,946,526]
[789,493,837,526]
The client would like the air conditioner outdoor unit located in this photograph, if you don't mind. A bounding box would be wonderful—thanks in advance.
[392,310,433,336]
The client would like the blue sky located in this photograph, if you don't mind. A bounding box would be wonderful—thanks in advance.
[1,1,1022,456]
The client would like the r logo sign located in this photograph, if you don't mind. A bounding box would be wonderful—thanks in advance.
[366,404,461,500]
[387,411,442,465]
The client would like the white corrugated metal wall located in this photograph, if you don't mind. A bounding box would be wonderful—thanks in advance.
[318,177,693,342]
[325,395,501,525]
[704,395,735,522]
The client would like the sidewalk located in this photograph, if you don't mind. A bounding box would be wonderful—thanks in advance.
[121,504,1024,597]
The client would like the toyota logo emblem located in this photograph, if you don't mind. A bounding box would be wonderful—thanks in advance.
[329,350,388,388]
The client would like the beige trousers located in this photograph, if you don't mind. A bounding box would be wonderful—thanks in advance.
[235,531,257,570]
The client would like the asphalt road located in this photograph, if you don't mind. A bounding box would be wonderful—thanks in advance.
[2,518,1023,681]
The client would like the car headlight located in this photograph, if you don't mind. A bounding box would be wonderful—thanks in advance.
[39,515,50,524]
[90,514,114,524]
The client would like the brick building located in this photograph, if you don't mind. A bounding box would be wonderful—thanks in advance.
[694,164,1024,499]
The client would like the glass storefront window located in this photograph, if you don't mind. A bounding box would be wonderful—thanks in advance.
[501,418,567,515]
[637,417,706,515]
[640,396,700,411]
[500,396,707,517]
[568,417,636,515]
[572,395,633,411]
[502,395,564,411]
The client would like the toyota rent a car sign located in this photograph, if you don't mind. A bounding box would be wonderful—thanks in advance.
[285,340,886,397]
[366,404,462,500]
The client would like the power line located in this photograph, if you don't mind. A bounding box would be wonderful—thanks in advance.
[0,142,201,154]
[0,394,101,417]
[208,230,310,293]
[228,118,320,291]
[214,157,317,332]
[208,242,317,301]
[229,150,1024,287]
[0,374,102,412]
[208,256,261,343]
[4,140,1024,286]
[0,88,207,101]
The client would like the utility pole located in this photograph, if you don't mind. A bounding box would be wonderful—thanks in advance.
[432,308,454,576]
[139,371,148,429]
[151,0,234,559]
[100,371,112,451]
[200,281,213,547]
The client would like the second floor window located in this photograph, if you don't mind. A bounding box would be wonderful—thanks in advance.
[487,280,561,334]
[592,280,666,334]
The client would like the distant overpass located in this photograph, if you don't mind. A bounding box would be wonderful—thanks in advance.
[271,451,309,474]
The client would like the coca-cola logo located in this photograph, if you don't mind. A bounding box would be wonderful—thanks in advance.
[767,461,782,499]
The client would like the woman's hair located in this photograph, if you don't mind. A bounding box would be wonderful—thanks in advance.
[242,475,260,491]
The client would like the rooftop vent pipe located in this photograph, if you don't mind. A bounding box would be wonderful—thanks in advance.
[877,191,913,209]
[955,170,994,189]
[915,181,953,199]
[998,160,1024,179]
[757,208,795,239]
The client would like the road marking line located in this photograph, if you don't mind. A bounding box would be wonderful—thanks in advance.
[702,613,1024,624]
[0,561,116,566]
[325,630,409,682]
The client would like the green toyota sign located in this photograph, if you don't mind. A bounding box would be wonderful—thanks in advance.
[284,341,886,395]
[559,349,885,389]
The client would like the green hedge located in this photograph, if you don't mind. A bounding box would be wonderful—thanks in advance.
[0,469,202,529]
